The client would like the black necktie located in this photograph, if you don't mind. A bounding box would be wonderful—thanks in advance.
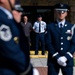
[39,22,41,32]
[60,23,63,31]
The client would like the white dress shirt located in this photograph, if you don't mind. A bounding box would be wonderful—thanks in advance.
[57,19,66,28]
[33,21,46,33]
[0,6,13,19]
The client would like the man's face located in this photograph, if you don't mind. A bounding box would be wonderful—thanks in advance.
[0,0,15,11]
[24,16,28,22]
[38,17,42,21]
[55,10,67,20]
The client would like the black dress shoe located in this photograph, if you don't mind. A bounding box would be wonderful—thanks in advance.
[42,53,45,55]
[35,53,38,55]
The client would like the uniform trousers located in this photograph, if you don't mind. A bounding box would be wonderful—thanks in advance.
[48,65,73,75]
[35,33,45,55]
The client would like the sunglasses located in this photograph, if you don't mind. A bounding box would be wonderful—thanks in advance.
[56,10,67,14]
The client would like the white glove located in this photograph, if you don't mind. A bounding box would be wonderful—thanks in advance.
[33,68,39,75]
[57,59,67,67]
[57,56,67,67]
[63,63,67,67]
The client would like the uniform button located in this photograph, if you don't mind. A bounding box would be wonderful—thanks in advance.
[61,42,63,45]
[61,48,63,50]
[61,37,63,39]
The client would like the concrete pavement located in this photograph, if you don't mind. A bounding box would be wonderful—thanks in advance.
[30,58,75,75]
[30,51,75,75]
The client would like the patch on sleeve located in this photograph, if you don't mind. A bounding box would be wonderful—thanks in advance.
[0,24,12,41]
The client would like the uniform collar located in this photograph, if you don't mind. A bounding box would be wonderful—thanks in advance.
[57,19,66,27]
[37,21,42,23]
[0,6,13,19]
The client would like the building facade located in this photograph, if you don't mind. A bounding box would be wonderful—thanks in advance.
[20,0,75,53]
[20,0,75,24]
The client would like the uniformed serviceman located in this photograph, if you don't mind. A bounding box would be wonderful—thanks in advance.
[33,15,46,55]
[46,3,75,75]
[0,0,39,75]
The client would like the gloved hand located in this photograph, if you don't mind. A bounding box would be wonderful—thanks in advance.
[63,63,67,67]
[57,59,67,67]
[57,56,67,67]
[33,68,39,75]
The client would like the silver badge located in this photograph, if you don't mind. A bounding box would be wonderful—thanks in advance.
[65,24,67,27]
[42,23,44,25]
[67,36,71,40]
[60,4,63,7]
[66,30,71,34]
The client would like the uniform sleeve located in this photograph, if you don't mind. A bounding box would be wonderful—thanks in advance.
[33,22,36,30]
[44,22,46,30]
[65,28,75,60]
[0,23,27,73]
[45,24,60,60]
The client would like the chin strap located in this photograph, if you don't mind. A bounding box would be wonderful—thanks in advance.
[8,0,15,11]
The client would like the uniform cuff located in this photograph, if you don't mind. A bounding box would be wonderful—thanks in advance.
[67,52,73,58]
[20,63,32,75]
[65,52,73,60]
[52,52,58,58]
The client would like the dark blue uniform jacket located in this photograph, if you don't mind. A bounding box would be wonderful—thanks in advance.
[0,9,30,74]
[46,21,75,66]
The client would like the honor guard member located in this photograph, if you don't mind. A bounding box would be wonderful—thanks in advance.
[46,3,75,75]
[0,0,39,75]
[33,15,46,55]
